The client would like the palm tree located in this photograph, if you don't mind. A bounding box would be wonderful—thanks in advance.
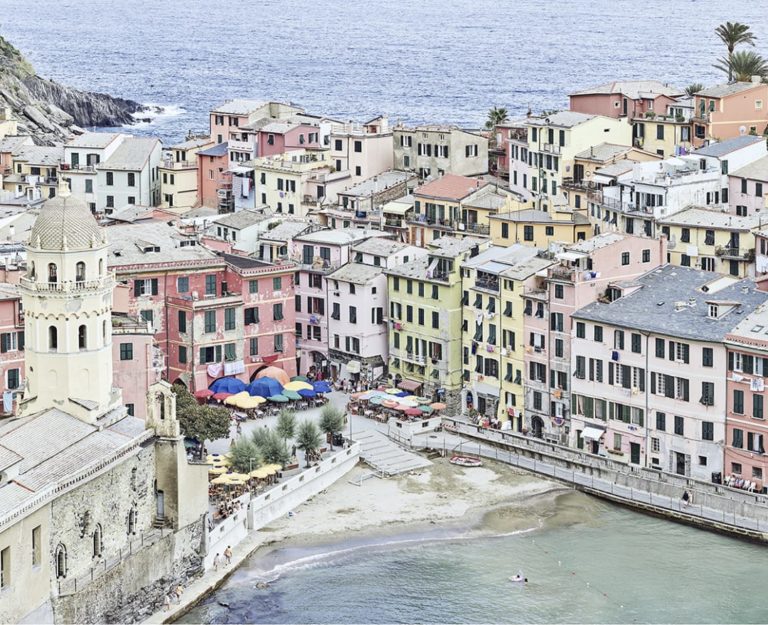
[318,405,345,450]
[485,106,509,130]
[714,50,768,83]
[684,83,704,97]
[715,22,757,82]
[229,439,262,473]
[296,420,323,468]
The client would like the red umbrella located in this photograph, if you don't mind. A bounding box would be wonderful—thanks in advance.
[405,407,422,416]
[213,392,233,401]
[195,389,214,399]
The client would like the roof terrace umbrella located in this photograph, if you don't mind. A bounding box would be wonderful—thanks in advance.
[211,475,230,485]
[239,395,266,409]
[208,466,227,475]
[262,463,282,473]
[195,389,214,399]
[382,399,399,409]
[249,468,269,479]
[430,402,447,411]
[405,407,422,416]
[291,375,310,382]
[418,405,434,414]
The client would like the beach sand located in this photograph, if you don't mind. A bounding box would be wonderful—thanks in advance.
[255,457,570,547]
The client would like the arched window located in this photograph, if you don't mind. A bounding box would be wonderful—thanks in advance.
[48,263,58,283]
[49,326,58,351]
[55,544,67,578]
[75,261,86,284]
[78,325,87,350]
[93,524,103,557]
[98,259,104,276]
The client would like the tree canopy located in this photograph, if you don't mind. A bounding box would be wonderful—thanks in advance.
[318,405,345,450]
[173,384,231,444]
[714,22,758,82]
[296,420,323,468]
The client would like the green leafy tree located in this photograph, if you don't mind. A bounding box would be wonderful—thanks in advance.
[714,50,768,83]
[684,83,704,96]
[715,22,757,82]
[319,404,345,450]
[229,439,262,473]
[276,408,297,442]
[296,420,323,468]
[173,384,230,446]
[485,106,509,131]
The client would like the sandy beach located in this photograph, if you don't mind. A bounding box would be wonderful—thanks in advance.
[254,457,570,548]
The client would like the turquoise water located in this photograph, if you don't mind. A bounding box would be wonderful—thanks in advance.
[179,493,768,623]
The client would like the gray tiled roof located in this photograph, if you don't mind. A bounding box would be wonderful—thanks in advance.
[211,99,268,115]
[574,143,633,162]
[339,171,412,197]
[12,145,63,165]
[571,80,683,99]
[572,265,768,341]
[107,221,218,266]
[693,135,764,158]
[327,262,384,285]
[656,207,760,230]
[526,111,595,128]
[100,138,160,171]
[351,237,410,257]
[67,132,124,149]
[259,220,312,242]
[490,209,590,224]
[29,190,104,251]
[731,155,768,182]
[696,82,761,98]
[427,235,485,257]
[213,209,265,230]
[294,228,388,246]
[461,243,539,271]
[198,142,229,158]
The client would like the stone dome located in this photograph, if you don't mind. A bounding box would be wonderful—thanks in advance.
[28,180,104,251]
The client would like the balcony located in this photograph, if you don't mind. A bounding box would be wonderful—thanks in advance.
[716,245,755,261]
[404,351,427,365]
[170,292,243,309]
[228,139,254,152]
[549,266,576,282]
[459,222,490,235]
[692,111,711,123]
[384,218,406,228]
[59,163,96,173]
[409,214,454,230]
[161,160,196,170]
[20,275,114,293]
[293,257,340,274]
[475,274,499,293]
[542,143,561,155]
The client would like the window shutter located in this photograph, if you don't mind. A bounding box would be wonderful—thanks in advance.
[728,351,734,371]
[638,368,645,392]
[608,363,614,385]
[650,372,656,394]
[682,344,690,363]
[668,341,675,361]
[0,334,7,353]
[134,279,143,296]
[151,279,159,296]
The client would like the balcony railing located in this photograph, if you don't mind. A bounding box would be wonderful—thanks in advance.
[161,160,197,170]
[384,218,405,228]
[716,245,755,261]
[20,276,113,292]
[549,266,576,282]
[404,351,426,365]
[542,143,561,155]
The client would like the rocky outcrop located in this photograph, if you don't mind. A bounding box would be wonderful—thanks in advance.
[0,35,152,145]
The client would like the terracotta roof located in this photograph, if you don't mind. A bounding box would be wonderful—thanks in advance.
[414,174,486,201]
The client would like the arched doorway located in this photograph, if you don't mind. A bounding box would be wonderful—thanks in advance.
[250,365,268,381]
[171,378,186,389]
[531,416,544,439]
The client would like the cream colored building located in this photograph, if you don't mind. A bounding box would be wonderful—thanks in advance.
[393,124,489,178]
[0,180,208,624]
[159,137,214,210]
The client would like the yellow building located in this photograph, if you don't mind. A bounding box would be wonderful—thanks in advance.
[460,244,554,424]
[159,137,214,210]
[3,145,63,201]
[657,206,759,277]
[489,209,591,248]
[386,236,489,412]
[521,112,632,212]
[632,114,693,158]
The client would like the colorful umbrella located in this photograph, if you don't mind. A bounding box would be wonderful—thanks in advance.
[240,395,266,409]
[262,463,282,474]
[405,407,422,416]
[313,381,333,394]
[382,399,399,409]
[291,375,310,382]
[298,389,317,398]
[283,390,302,400]
[256,366,290,386]
[249,468,269,479]
[248,377,283,397]
[210,377,247,394]
[430,402,447,411]
[284,380,313,391]
[395,404,411,412]
[224,391,250,406]
[418,405,434,414]
[194,389,214,399]
[369,396,383,405]
[268,394,289,403]
[397,398,418,407]
[350,391,367,400]
[213,392,233,401]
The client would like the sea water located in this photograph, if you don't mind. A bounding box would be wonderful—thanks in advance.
[4,0,768,144]
[179,493,768,624]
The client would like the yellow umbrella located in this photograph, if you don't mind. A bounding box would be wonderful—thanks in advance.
[284,380,313,391]
[206,454,231,465]
[263,463,282,474]
[384,387,400,395]
[226,475,247,485]
[211,475,230,485]
[227,472,249,481]
[249,468,269,479]
[208,466,227,475]
[239,395,266,409]
[225,391,250,406]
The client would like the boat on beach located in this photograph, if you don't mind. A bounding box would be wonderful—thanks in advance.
[449,455,482,467]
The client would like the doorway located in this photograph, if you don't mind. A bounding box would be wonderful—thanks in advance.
[630,442,640,465]
[531,416,544,438]
[156,490,165,517]
[674,452,686,476]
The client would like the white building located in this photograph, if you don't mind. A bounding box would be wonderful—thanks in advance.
[96,137,162,213]
[62,132,128,213]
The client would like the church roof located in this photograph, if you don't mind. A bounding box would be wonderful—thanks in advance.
[28,181,104,251]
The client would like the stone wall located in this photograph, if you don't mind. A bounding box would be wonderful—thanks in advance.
[48,446,157,585]
[53,520,204,624]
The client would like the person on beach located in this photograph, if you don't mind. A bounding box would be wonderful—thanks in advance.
[213,553,221,571]
[224,546,232,565]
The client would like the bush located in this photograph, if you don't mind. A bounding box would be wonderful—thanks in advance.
[173,384,230,444]
[229,439,262,473]
[319,405,344,449]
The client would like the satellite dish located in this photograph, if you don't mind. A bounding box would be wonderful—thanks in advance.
[739,125,747,136]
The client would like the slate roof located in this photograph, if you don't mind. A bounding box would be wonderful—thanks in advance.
[327,262,384,285]
[100,138,160,171]
[339,171,412,197]
[211,99,267,115]
[526,111,595,128]
[574,143,633,162]
[351,237,411,257]
[197,142,229,158]
[656,207,760,230]
[731,155,768,182]
[67,132,124,149]
[571,80,683,99]
[489,209,590,224]
[12,145,63,165]
[696,82,762,98]
[213,210,264,230]
[107,222,218,266]
[259,220,312,242]
[572,265,768,341]
[693,135,764,158]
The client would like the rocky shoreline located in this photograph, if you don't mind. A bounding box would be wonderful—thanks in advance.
[0,35,156,144]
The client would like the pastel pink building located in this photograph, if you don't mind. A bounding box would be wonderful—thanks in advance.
[570,266,767,480]
[111,312,161,420]
[196,142,230,208]
[728,154,768,216]
[290,228,391,377]
[0,285,24,416]
[724,306,768,493]
[522,233,666,443]
[569,80,683,119]
[692,81,768,146]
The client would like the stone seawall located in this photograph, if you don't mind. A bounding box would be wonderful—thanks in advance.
[53,520,205,624]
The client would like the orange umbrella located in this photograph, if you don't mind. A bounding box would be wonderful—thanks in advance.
[255,366,290,386]
[430,402,447,411]
[383,399,399,409]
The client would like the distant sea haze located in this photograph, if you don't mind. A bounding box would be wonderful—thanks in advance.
[5,0,768,144]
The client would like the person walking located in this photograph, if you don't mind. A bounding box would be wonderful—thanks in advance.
[213,553,221,571]
[224,545,233,566]
[175,585,184,604]
[163,594,171,612]
[681,490,691,508]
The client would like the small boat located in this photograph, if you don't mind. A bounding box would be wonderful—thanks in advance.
[449,455,482,467]
[509,575,527,584]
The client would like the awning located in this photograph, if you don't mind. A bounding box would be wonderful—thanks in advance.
[346,360,361,374]
[397,379,422,392]
[556,251,587,262]
[383,201,412,215]
[582,426,605,441]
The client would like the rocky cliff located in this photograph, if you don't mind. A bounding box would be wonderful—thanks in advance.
[0,35,150,145]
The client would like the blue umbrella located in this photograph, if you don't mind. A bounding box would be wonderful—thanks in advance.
[210,377,246,394]
[260,377,284,396]
[298,388,317,398]
[313,381,333,394]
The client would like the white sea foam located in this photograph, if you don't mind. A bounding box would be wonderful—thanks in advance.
[129,104,186,126]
